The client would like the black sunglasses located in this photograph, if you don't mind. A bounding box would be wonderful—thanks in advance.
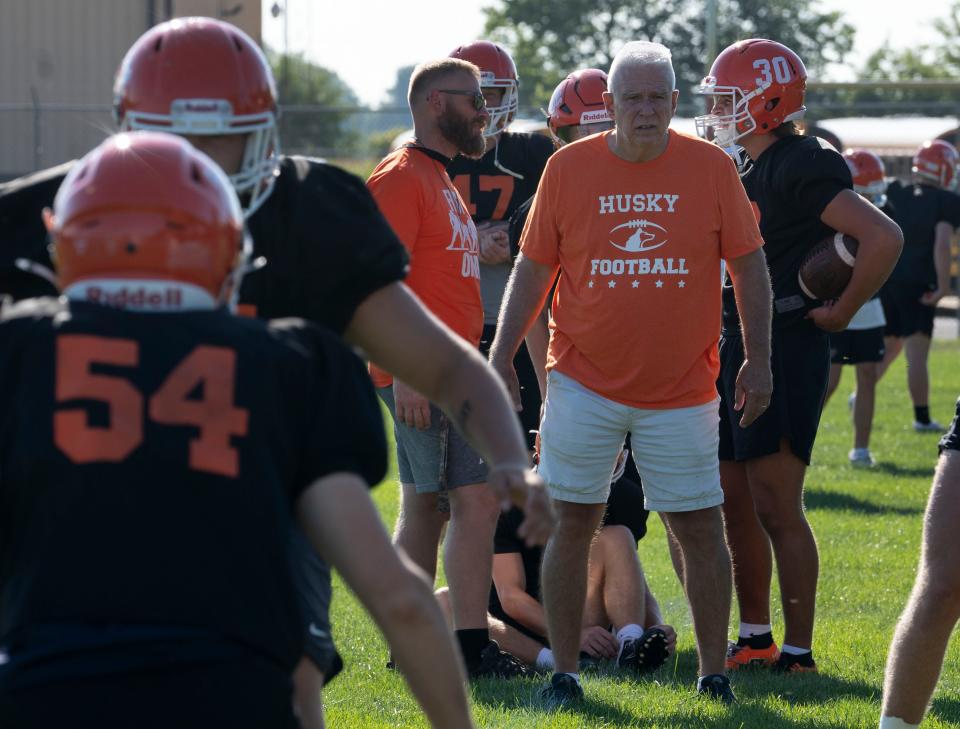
[435,89,486,110]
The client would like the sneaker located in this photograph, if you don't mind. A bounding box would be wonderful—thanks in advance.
[468,641,530,679]
[914,420,945,433]
[540,672,584,710]
[772,651,817,673]
[697,673,736,704]
[725,639,779,670]
[617,626,669,674]
[848,448,876,467]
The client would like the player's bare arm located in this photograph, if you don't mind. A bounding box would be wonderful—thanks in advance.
[296,472,475,729]
[726,247,774,427]
[488,252,558,407]
[524,305,551,400]
[810,189,903,332]
[345,282,555,545]
[920,221,955,306]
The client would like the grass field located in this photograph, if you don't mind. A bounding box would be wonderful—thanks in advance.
[325,338,960,728]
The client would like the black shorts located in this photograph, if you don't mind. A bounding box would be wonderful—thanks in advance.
[719,324,830,465]
[881,282,936,338]
[829,327,885,365]
[940,398,960,454]
[0,655,299,729]
[289,526,343,684]
[479,323,542,450]
[488,604,548,647]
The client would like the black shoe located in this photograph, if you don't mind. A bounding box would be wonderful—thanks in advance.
[540,672,584,710]
[468,641,530,679]
[697,673,736,704]
[617,627,669,674]
[772,650,817,674]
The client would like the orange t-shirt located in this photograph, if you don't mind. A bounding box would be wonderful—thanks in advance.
[367,145,483,387]
[521,129,764,409]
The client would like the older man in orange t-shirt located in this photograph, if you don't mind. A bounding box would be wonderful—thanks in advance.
[490,41,773,707]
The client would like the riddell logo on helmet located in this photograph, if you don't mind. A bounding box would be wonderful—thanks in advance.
[580,110,611,124]
[85,285,183,309]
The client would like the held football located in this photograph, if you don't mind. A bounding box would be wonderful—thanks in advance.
[798,232,859,300]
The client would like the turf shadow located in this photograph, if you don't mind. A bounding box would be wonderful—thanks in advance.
[873,461,937,479]
[805,488,922,516]
[470,678,639,725]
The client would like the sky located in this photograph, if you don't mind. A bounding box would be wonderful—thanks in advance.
[261,0,953,107]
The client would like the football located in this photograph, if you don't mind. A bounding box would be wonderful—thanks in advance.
[798,232,859,300]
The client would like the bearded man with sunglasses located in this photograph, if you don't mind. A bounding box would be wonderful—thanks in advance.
[367,58,531,679]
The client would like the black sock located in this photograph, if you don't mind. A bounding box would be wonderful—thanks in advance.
[456,628,490,669]
[779,650,815,668]
[915,405,931,425]
[737,631,774,649]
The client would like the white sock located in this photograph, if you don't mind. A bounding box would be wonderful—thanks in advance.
[535,647,555,670]
[879,717,919,729]
[781,643,810,655]
[561,671,581,686]
[616,623,645,645]
[739,622,772,638]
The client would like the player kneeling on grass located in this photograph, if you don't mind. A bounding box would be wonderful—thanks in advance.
[436,459,676,673]
[0,132,476,729]
[880,399,960,729]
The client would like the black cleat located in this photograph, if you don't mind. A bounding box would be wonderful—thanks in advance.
[540,672,584,710]
[697,673,736,704]
[617,626,669,673]
[468,641,530,679]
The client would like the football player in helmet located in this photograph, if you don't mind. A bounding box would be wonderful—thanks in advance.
[696,39,903,673]
[446,40,554,456]
[823,149,897,467]
[876,139,960,432]
[0,131,476,729]
[0,17,554,729]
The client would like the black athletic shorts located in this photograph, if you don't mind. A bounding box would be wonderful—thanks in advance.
[719,323,830,465]
[0,655,299,729]
[880,282,936,338]
[479,323,542,451]
[289,526,343,684]
[940,398,960,454]
[829,327,885,365]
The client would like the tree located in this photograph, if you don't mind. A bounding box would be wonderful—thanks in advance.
[383,65,415,109]
[482,0,855,115]
[266,50,361,156]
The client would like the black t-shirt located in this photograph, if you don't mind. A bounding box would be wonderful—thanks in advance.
[508,195,534,259]
[0,298,387,689]
[723,135,852,334]
[447,131,554,224]
[0,156,409,335]
[884,180,960,287]
[489,476,648,611]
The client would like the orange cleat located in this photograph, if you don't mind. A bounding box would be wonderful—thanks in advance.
[725,640,780,670]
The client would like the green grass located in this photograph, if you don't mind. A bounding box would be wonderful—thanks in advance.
[326,339,960,728]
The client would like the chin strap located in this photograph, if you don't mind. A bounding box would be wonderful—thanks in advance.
[491,137,524,180]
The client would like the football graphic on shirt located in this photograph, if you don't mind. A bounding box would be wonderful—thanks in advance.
[798,232,859,300]
[609,219,668,253]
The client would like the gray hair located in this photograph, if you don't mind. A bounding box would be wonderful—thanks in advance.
[608,41,676,94]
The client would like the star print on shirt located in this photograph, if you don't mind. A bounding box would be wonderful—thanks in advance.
[678,280,686,288]
[631,280,639,288]
[588,280,594,288]
[655,280,663,288]
[608,281,616,288]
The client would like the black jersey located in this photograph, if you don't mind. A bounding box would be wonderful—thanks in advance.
[884,180,960,287]
[448,132,554,325]
[0,298,387,690]
[0,156,408,334]
[447,131,553,224]
[723,135,852,334]
[0,162,70,301]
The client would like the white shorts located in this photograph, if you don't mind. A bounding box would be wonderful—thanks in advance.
[538,371,723,512]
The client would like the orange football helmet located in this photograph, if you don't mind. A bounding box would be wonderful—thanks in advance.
[113,17,279,217]
[46,131,245,306]
[449,40,518,137]
[547,69,612,145]
[843,148,887,207]
[695,39,807,147]
[912,139,959,190]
